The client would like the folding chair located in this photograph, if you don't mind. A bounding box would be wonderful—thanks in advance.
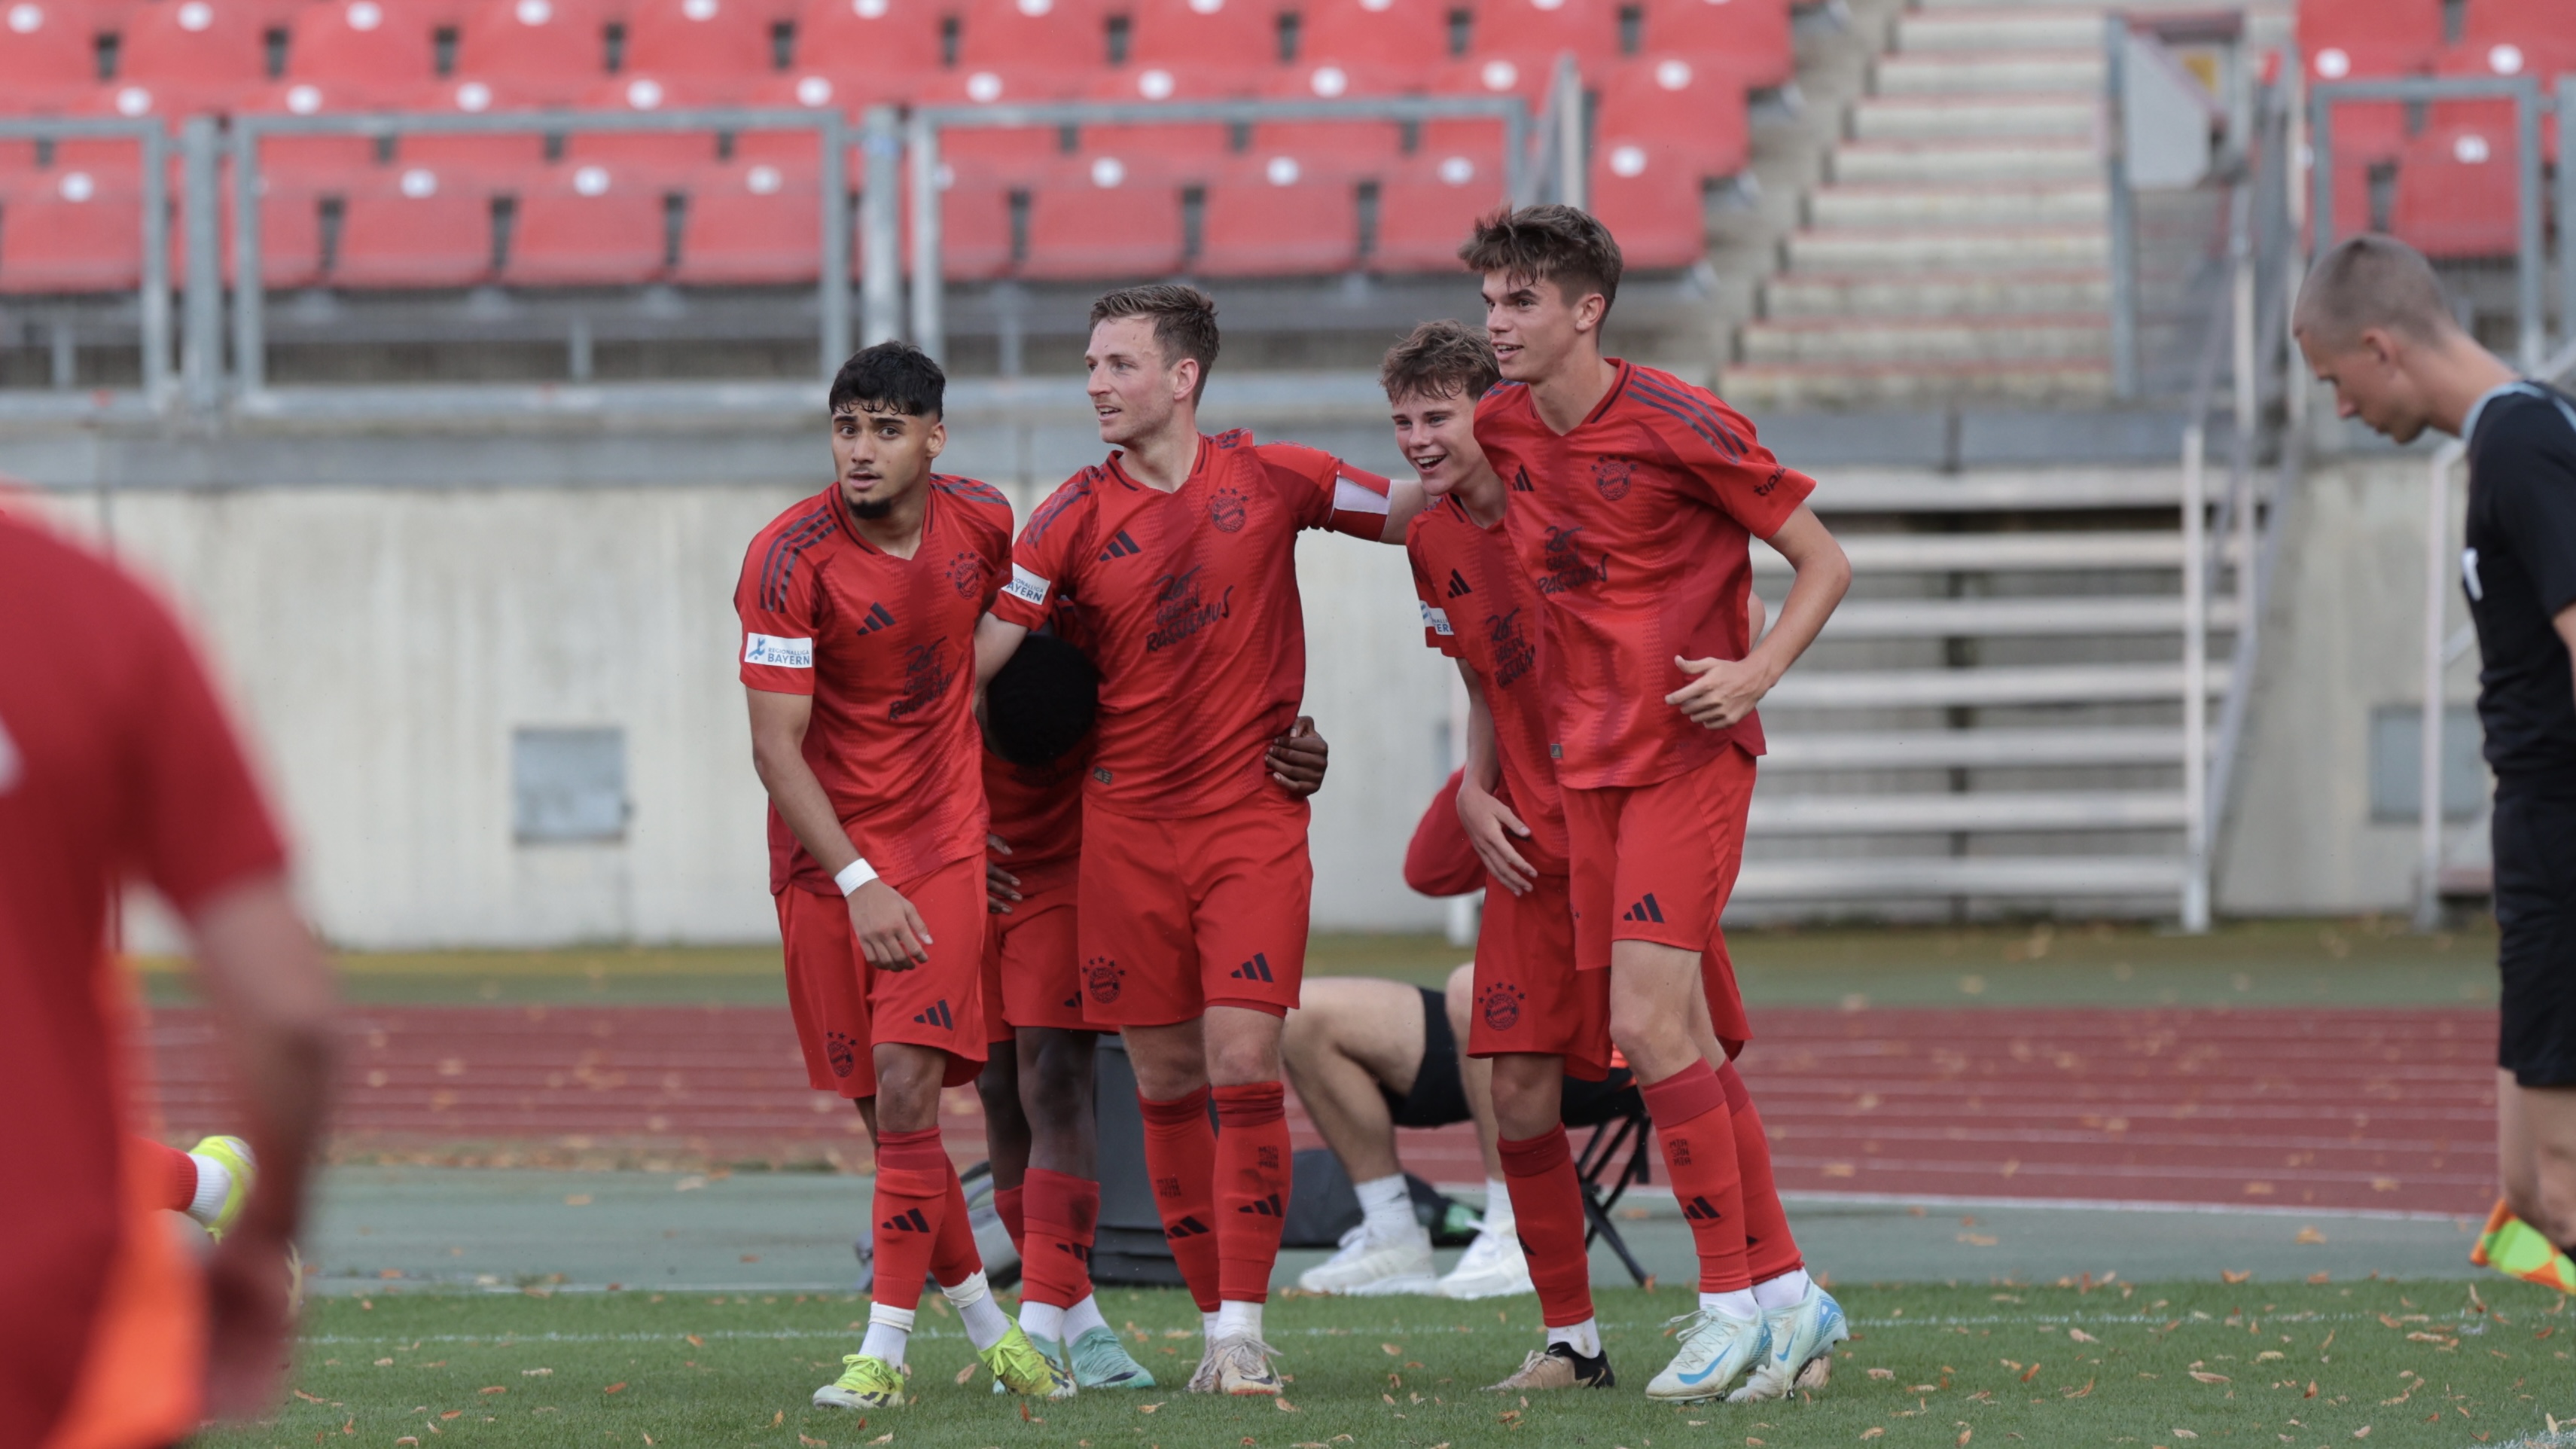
[1562,1072,1656,1286]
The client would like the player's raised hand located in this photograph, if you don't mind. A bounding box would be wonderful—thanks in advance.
[1456,771,1537,895]
[1666,654,1776,730]
[849,880,934,968]
[1267,715,1331,795]
[985,834,1022,914]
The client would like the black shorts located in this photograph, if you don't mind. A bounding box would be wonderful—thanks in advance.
[2495,785,2576,1087]
[1381,986,1641,1129]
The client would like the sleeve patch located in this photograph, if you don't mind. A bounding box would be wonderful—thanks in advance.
[1419,602,1454,636]
[1334,474,1392,516]
[743,633,815,668]
[1003,563,1052,607]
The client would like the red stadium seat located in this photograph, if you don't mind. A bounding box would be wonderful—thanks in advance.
[956,0,1111,73]
[1369,152,1497,271]
[1419,53,1547,158]
[175,176,325,285]
[0,0,105,111]
[673,157,820,281]
[505,160,671,282]
[390,76,553,177]
[1078,66,1237,170]
[1126,0,1282,87]
[2298,0,2440,78]
[928,163,1015,279]
[332,166,495,285]
[792,0,941,88]
[1197,153,1357,274]
[1596,53,1745,178]
[112,0,267,112]
[917,65,1080,179]
[2428,4,2576,160]
[564,74,728,172]
[1251,63,1403,163]
[1470,0,1618,68]
[1020,157,1181,278]
[1299,0,1450,71]
[233,81,383,181]
[623,0,774,88]
[0,167,139,291]
[1586,134,1703,268]
[455,0,611,103]
[1639,0,1791,89]
[2390,125,2520,258]
[729,72,852,165]
[285,0,437,98]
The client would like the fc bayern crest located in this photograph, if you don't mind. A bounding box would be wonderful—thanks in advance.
[825,1030,859,1078]
[1592,456,1636,501]
[1084,954,1125,1003]
[1481,982,1526,1032]
[947,550,986,596]
[1209,485,1248,533]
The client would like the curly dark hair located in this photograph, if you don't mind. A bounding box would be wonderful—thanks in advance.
[1458,204,1624,319]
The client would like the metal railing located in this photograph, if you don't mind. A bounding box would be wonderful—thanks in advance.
[2102,10,2245,400]
[0,115,173,407]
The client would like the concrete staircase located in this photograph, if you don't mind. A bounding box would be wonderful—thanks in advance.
[1738,465,2234,918]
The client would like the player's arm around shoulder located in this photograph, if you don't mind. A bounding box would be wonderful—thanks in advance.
[1258,438,1425,543]
[977,468,1095,685]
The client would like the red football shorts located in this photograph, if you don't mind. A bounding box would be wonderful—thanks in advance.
[1563,745,1756,1048]
[776,856,989,1098]
[1468,870,1613,1081]
[981,858,1090,1038]
[1076,791,1312,1027]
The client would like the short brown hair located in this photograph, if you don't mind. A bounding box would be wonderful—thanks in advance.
[1380,319,1501,404]
[1458,205,1623,318]
[1089,283,1221,401]
[2294,233,2459,350]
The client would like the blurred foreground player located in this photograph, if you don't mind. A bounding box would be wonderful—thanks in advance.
[975,285,1427,1394]
[1,508,334,1447]
[1466,206,1852,1402]
[736,342,1071,1409]
[2293,235,2576,1292]
[133,1133,261,1239]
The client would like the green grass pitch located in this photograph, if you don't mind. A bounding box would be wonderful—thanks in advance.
[203,1277,2574,1449]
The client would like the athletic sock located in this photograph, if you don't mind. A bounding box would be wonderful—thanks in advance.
[859,1303,914,1365]
[1480,1175,1517,1234]
[928,1159,985,1287]
[1702,1288,1759,1319]
[1719,1062,1806,1289]
[187,1155,233,1224]
[940,1270,1014,1353]
[1020,1167,1098,1310]
[1062,1293,1111,1342]
[995,1183,1026,1256]
[1353,1173,1413,1241]
[1211,1082,1291,1304]
[867,1127,951,1330]
[1639,1059,1751,1293]
[1138,1088,1224,1313]
[1754,1267,1813,1312]
[1020,1298,1067,1346]
[1215,1299,1264,1341]
[1201,1310,1223,1343]
[134,1137,199,1216]
[1547,1317,1603,1359]
[1497,1127,1596,1329]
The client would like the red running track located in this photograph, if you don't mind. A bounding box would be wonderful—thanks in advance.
[135,1005,2499,1216]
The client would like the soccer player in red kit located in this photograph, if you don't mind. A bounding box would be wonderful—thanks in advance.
[974,285,1425,1395]
[736,342,1070,1410]
[1464,206,1855,1404]
[1,507,334,1447]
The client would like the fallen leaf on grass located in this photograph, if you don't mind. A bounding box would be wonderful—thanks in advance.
[1867,1368,1895,1380]
[602,1383,626,1394]
[2171,1431,2198,1440]
[477,1388,505,1396]
[2068,1329,2100,1345]
[440,1412,461,1421]
[2020,1364,2042,1382]
[2187,1371,2230,1384]
[1276,1399,1299,1412]
[953,1363,977,1386]
[1383,1344,1402,1356]
[771,1411,785,1426]
[1137,1404,1161,1414]
[869,1436,893,1446]
[2221,1271,2252,1285]
[521,1368,552,1377]
[799,1436,825,1447]
[2308,1272,2332,1285]
[293,1391,325,1404]
[1859,1432,1884,1442]
[564,1195,593,1206]
[1956,1430,1971,1447]
[2352,1429,2370,1439]
[684,1335,703,1348]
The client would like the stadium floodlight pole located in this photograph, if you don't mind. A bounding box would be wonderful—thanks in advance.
[907,111,944,363]
[2416,442,2462,932]
[860,105,902,348]
[178,116,219,411]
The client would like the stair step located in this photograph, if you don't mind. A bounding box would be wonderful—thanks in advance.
[1733,855,2188,901]
[1765,268,2108,319]
[1812,467,2196,511]
[1896,11,2111,51]
[1762,725,2195,770]
[1873,50,2103,94]
[1785,226,2107,273]
[1740,313,2107,364]
[1851,94,2099,140]
[1754,530,2224,575]
[1764,661,2227,709]
[1748,789,2188,834]
[1806,594,2240,639]
[1809,182,2105,228]
[1722,358,2114,409]
[1831,138,2099,184]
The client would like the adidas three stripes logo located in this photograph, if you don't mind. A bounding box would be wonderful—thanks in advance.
[1231,952,1275,984]
[880,1207,931,1234]
[855,602,896,635]
[1622,894,1666,923]
[1236,1194,1284,1218]
[911,999,955,1029]
[1099,529,1142,560]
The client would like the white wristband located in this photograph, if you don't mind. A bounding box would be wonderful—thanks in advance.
[834,857,878,896]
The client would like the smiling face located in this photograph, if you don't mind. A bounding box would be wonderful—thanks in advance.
[2297,326,2440,445]
[1480,270,1604,385]
[830,403,944,518]
[1388,386,1486,499]
[1084,316,1194,450]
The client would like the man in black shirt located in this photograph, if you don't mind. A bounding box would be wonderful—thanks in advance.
[2296,234,2576,1289]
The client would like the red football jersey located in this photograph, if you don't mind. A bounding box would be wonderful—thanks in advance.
[0,511,288,1440]
[1406,494,1570,876]
[989,429,1395,818]
[983,737,1090,873]
[736,476,1014,893]
[1477,361,1815,789]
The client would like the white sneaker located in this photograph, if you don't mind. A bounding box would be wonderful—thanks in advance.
[1645,1307,1770,1403]
[1295,1222,1438,1295]
[1728,1282,1850,1402]
[1437,1227,1535,1300]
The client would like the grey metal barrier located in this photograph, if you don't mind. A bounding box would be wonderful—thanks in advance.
[228,105,849,397]
[0,115,172,409]
[2102,10,2250,401]
[2308,73,2546,370]
[899,89,1547,364]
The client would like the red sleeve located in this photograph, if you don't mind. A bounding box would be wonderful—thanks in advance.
[1403,770,1484,898]
[1257,442,1395,540]
[993,472,1093,631]
[130,598,288,914]
[1636,374,1815,538]
[735,521,826,695]
[1406,531,1462,657]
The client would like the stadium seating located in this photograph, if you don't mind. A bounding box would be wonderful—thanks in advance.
[1020,155,1182,276]
[1595,53,1745,179]
[109,0,268,114]
[284,0,437,100]
[671,156,817,282]
[505,160,670,282]
[2388,125,2518,258]
[2,1,107,111]
[1198,151,1357,273]
[956,0,1113,73]
[1469,0,1618,70]
[1369,152,1496,272]
[919,65,1079,178]
[331,168,496,285]
[566,74,730,171]
[790,0,941,93]
[236,80,386,178]
[620,0,773,91]
[1080,64,1235,168]
[1253,63,1401,166]
[0,166,142,291]
[1297,0,1450,69]
[391,78,556,176]
[1585,128,1703,268]
[454,0,611,103]
[933,165,1015,278]
[1639,0,1790,89]
[1126,0,1284,88]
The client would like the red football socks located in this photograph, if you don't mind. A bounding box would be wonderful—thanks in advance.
[1720,1062,1804,1283]
[995,1183,1026,1256]
[928,1158,988,1287]
[1212,1081,1291,1305]
[1137,1088,1224,1313]
[1020,1167,1099,1310]
[870,1127,953,1309]
[138,1136,197,1214]
[1498,1126,1596,1329]
[1639,1059,1751,1292]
